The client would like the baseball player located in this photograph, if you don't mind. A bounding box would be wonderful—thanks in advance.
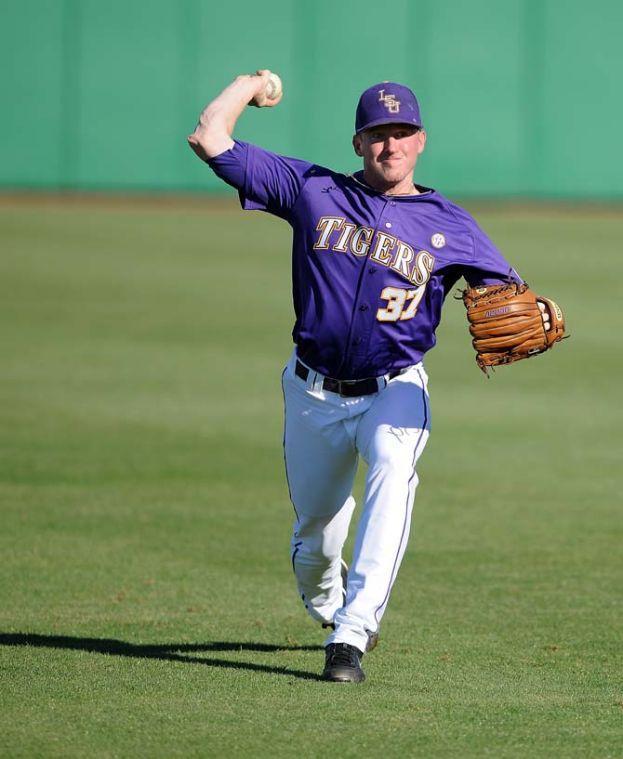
[188,71,563,683]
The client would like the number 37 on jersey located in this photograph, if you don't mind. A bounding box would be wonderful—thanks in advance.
[376,285,425,322]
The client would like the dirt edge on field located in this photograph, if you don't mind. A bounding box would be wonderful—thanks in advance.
[0,191,239,214]
[0,190,622,217]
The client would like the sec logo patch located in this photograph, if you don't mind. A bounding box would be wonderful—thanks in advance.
[431,233,446,249]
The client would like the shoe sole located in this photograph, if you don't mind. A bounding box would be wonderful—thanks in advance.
[322,669,365,683]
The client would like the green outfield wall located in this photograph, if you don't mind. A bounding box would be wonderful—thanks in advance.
[1,0,620,198]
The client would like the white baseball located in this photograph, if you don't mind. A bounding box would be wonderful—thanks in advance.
[265,73,282,100]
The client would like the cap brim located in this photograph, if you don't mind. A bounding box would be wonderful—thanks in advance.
[355,116,422,134]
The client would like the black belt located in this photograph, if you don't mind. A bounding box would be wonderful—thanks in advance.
[295,360,401,397]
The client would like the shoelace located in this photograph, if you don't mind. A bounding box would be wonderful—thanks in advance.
[328,644,359,667]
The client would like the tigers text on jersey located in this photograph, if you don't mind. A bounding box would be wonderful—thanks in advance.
[207,140,519,380]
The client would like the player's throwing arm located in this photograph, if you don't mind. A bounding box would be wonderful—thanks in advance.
[187,70,282,160]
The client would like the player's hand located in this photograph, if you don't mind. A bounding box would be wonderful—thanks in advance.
[249,69,283,108]
[538,301,551,331]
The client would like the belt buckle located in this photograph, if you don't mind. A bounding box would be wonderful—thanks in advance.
[338,378,359,395]
[338,377,372,397]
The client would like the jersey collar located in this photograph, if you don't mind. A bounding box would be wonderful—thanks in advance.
[349,170,434,199]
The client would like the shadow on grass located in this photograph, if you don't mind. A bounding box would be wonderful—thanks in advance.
[0,632,323,681]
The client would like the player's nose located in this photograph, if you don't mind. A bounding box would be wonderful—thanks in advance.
[381,136,400,154]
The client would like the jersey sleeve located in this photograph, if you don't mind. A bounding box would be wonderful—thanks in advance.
[449,204,523,286]
[206,140,315,220]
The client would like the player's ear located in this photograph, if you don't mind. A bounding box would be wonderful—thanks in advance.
[416,129,427,155]
[352,134,363,157]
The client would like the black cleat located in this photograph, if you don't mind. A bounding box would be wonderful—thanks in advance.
[322,643,365,683]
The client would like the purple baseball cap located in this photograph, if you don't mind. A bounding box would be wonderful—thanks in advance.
[355,82,423,134]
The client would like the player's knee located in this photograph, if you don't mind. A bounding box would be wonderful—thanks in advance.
[293,518,345,561]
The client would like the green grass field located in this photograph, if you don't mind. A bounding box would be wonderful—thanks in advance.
[1,198,621,757]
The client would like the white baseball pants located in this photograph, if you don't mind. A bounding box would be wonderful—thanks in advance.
[281,351,430,654]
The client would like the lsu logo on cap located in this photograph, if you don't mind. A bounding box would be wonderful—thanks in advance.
[431,233,446,249]
[378,89,400,113]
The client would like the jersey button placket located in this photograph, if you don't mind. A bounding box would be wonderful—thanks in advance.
[347,198,391,374]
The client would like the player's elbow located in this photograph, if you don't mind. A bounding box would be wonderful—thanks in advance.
[187,124,233,161]
[187,131,211,161]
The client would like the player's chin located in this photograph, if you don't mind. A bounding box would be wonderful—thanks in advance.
[379,165,407,183]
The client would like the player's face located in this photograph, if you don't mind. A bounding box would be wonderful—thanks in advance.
[353,124,426,193]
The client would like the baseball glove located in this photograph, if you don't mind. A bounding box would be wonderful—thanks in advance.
[462,282,566,374]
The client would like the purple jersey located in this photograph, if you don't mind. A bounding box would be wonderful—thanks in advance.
[208,140,520,380]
